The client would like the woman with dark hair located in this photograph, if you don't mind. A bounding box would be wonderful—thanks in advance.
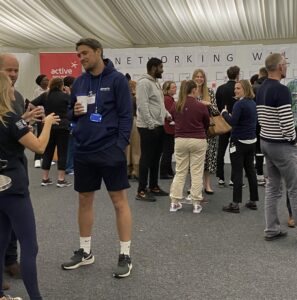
[160,81,177,179]
[221,80,259,213]
[169,80,209,214]
[32,74,49,168]
[0,71,59,300]
[32,77,71,187]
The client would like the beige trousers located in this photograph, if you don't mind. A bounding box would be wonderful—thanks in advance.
[170,138,207,204]
[126,117,141,177]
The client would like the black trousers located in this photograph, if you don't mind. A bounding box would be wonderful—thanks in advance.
[137,126,164,193]
[34,122,43,161]
[230,139,259,203]
[5,230,17,266]
[216,132,231,181]
[42,129,70,170]
[160,133,174,176]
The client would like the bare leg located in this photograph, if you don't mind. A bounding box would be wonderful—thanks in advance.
[42,170,50,180]
[58,170,66,181]
[78,192,94,237]
[204,171,213,192]
[109,190,132,241]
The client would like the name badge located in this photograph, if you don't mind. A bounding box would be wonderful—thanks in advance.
[90,113,102,123]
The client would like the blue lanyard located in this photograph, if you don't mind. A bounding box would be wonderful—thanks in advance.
[89,75,102,114]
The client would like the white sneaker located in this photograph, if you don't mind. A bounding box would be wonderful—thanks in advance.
[193,204,202,214]
[3,296,23,300]
[218,179,225,186]
[169,202,182,212]
[34,160,41,168]
[229,180,246,188]
[257,175,266,186]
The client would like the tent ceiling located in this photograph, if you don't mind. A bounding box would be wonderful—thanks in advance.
[0,0,296,50]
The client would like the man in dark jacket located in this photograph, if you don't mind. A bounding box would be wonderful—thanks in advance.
[215,65,240,185]
[61,38,133,278]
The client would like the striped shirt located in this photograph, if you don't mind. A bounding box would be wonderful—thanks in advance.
[256,78,296,144]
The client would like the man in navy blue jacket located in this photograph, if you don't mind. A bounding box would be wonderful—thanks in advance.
[61,38,133,278]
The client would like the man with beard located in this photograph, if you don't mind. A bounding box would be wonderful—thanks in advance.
[135,58,171,202]
[256,53,297,241]
[61,38,133,278]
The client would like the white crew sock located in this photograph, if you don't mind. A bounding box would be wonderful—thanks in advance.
[120,240,131,256]
[80,237,91,254]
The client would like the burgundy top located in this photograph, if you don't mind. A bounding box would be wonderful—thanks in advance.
[163,95,175,135]
[170,96,209,139]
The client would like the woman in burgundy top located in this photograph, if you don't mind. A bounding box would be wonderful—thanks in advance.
[169,80,209,214]
[160,81,177,179]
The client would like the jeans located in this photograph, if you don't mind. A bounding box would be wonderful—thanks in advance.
[261,140,297,237]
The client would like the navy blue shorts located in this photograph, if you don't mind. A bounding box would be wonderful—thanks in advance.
[74,144,130,193]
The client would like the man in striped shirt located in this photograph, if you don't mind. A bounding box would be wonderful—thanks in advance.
[256,53,297,241]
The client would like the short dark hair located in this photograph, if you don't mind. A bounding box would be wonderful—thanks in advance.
[76,38,103,57]
[227,66,240,80]
[35,74,47,86]
[63,76,75,87]
[250,74,259,85]
[147,58,162,72]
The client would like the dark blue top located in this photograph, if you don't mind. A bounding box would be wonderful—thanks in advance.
[222,98,257,140]
[0,112,29,195]
[69,59,132,153]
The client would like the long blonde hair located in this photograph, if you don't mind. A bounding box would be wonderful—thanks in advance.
[0,71,13,125]
[176,80,197,112]
[192,69,210,102]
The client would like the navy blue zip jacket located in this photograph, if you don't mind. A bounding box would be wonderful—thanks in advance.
[69,59,132,153]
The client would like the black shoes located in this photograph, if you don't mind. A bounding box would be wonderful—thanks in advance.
[204,189,214,195]
[222,202,240,213]
[245,201,258,210]
[265,231,288,241]
[135,191,156,202]
[149,186,169,196]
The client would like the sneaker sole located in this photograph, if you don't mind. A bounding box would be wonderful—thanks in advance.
[61,256,95,270]
[41,183,53,186]
[169,207,182,212]
[113,263,133,278]
[57,184,72,188]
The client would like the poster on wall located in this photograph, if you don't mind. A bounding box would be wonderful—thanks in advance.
[40,53,82,79]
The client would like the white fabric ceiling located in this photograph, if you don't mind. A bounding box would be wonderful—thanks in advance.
[0,0,296,50]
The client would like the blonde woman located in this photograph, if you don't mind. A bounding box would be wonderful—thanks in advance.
[192,69,220,194]
[0,72,59,300]
[221,80,259,213]
[169,80,209,213]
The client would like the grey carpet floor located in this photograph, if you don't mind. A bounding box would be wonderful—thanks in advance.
[4,151,297,300]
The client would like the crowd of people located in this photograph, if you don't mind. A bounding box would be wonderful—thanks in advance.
[0,39,297,299]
